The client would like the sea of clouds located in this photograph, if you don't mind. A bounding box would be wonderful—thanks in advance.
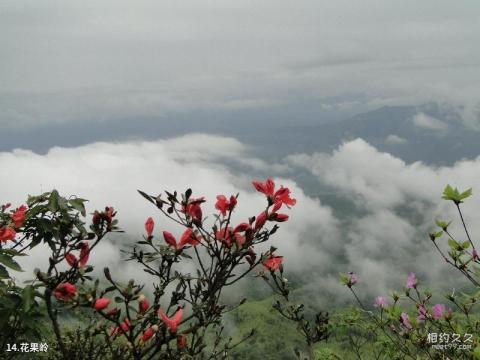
[1,134,479,306]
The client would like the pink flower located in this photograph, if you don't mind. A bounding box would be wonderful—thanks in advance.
[0,226,16,242]
[432,304,446,319]
[417,305,427,323]
[12,205,27,228]
[145,217,154,237]
[405,272,417,289]
[263,255,283,272]
[400,312,412,330]
[374,296,388,308]
[473,248,478,260]
[215,195,237,216]
[94,298,111,311]
[158,308,183,333]
[349,273,359,286]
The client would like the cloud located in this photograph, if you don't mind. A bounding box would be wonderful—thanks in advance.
[3,134,480,305]
[385,134,408,145]
[412,112,448,131]
[287,138,480,297]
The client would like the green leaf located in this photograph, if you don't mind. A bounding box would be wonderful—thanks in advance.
[463,241,471,249]
[474,266,480,278]
[459,188,473,200]
[69,198,87,217]
[22,285,35,312]
[0,265,9,279]
[137,190,156,205]
[435,219,451,230]
[1,249,27,257]
[442,184,473,204]
[48,190,60,212]
[0,254,23,271]
[339,273,349,285]
[447,238,458,250]
[442,184,457,201]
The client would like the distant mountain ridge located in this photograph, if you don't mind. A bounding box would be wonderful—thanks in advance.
[1,103,478,165]
[265,103,479,165]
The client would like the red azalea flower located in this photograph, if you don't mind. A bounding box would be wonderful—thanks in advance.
[252,178,296,211]
[1,203,11,212]
[141,325,158,342]
[12,205,27,228]
[0,226,16,242]
[92,211,101,225]
[109,326,120,338]
[254,211,268,231]
[159,308,183,333]
[65,253,78,267]
[182,197,204,224]
[94,297,111,311]
[110,319,130,338]
[105,207,115,224]
[93,207,115,225]
[177,335,187,349]
[163,228,200,251]
[138,294,150,314]
[120,318,131,333]
[216,227,233,247]
[272,186,296,210]
[264,255,283,272]
[106,307,120,317]
[233,223,250,233]
[234,233,246,247]
[269,212,289,222]
[215,195,237,216]
[179,228,200,248]
[145,217,154,237]
[163,231,177,248]
[246,247,256,266]
[78,242,90,267]
[53,282,77,301]
[252,178,275,197]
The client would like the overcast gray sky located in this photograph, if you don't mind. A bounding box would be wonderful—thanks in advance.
[1,0,480,131]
